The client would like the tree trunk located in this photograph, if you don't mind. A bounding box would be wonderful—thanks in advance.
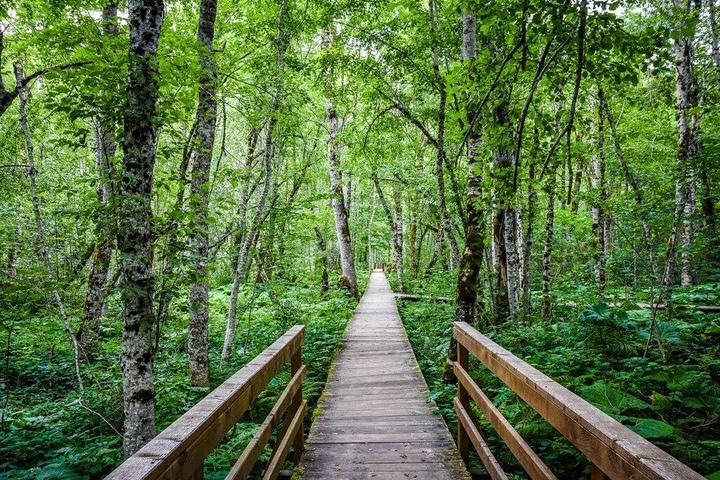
[710,0,720,91]
[671,0,700,290]
[542,167,557,320]
[16,63,85,397]
[117,0,164,458]
[428,0,460,268]
[314,227,329,296]
[323,30,359,298]
[393,185,404,291]
[522,161,537,323]
[223,1,287,361]
[589,92,607,296]
[372,174,404,292]
[187,0,218,388]
[603,95,656,275]
[80,3,118,354]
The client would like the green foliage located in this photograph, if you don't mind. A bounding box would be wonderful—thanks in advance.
[400,271,720,478]
[0,280,355,479]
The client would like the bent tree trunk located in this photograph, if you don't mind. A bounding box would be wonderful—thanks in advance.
[222,0,287,361]
[187,0,219,387]
[118,0,164,458]
[323,30,358,298]
[80,3,118,354]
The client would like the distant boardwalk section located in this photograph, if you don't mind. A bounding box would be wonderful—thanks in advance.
[299,270,469,480]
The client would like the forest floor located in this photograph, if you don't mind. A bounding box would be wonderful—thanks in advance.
[397,271,720,479]
[0,272,367,479]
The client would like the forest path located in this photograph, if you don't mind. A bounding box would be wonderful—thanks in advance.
[299,270,469,480]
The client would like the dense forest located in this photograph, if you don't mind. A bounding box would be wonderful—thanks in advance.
[1,0,719,478]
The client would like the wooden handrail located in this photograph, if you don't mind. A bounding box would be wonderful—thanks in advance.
[107,325,306,480]
[451,321,704,480]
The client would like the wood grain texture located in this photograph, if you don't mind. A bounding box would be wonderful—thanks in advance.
[453,322,704,480]
[106,326,305,480]
[299,271,469,480]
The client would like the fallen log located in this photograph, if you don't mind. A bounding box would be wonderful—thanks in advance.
[394,293,452,303]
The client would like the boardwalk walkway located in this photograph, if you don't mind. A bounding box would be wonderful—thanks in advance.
[300,270,469,479]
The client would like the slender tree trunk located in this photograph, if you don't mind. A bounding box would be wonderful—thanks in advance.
[709,0,720,91]
[187,0,218,388]
[425,223,443,275]
[589,92,606,296]
[670,0,700,291]
[393,185,404,291]
[323,30,358,298]
[522,162,537,322]
[314,227,329,296]
[571,150,583,214]
[596,89,609,296]
[542,167,557,320]
[16,64,84,396]
[223,1,287,361]
[372,174,404,292]
[407,200,418,277]
[117,0,164,457]
[603,95,656,275]
[428,0,460,268]
[80,3,118,354]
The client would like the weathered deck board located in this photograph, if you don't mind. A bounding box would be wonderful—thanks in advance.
[300,270,469,480]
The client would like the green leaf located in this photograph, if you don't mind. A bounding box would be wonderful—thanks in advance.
[629,418,675,439]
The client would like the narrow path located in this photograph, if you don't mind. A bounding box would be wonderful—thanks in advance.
[300,270,469,479]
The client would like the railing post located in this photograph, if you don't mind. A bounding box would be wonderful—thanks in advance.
[456,332,470,465]
[291,343,304,464]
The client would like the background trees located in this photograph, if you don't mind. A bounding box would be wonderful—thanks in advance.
[1,0,719,477]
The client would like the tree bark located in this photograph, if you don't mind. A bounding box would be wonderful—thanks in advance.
[589,91,607,296]
[522,161,537,323]
[428,0,460,268]
[16,64,85,397]
[117,0,164,458]
[602,95,656,275]
[223,2,287,361]
[187,0,218,388]
[542,167,557,320]
[670,0,700,291]
[314,227,329,296]
[80,3,118,354]
[709,0,720,91]
[372,174,404,292]
[323,29,359,298]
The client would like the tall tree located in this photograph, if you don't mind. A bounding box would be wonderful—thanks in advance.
[117,0,164,458]
[187,0,219,387]
[80,3,119,353]
[323,28,359,298]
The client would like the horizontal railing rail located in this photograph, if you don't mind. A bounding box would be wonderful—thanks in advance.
[107,325,306,480]
[451,321,704,480]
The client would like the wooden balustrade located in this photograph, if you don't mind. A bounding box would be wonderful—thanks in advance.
[107,325,306,480]
[451,321,704,480]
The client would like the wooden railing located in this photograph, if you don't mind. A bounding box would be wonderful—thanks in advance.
[451,321,704,480]
[107,325,306,480]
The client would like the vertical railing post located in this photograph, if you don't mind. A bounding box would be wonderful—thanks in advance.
[291,341,304,464]
[456,331,470,465]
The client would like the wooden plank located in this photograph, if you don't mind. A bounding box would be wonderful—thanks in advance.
[453,398,508,480]
[300,271,468,479]
[263,400,307,480]
[454,362,557,480]
[453,322,704,480]
[107,325,305,480]
[226,366,306,480]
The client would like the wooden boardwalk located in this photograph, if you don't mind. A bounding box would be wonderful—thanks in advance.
[300,270,469,479]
